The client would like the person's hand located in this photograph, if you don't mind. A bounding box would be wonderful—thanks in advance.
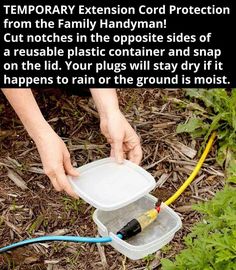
[1,89,79,198]
[33,129,79,198]
[100,110,142,165]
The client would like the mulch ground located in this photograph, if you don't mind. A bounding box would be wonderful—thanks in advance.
[0,89,224,270]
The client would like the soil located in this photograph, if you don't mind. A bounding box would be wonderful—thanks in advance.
[0,89,224,270]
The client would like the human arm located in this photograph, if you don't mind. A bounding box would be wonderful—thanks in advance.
[1,88,78,198]
[90,88,142,164]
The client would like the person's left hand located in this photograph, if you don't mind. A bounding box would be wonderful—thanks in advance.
[99,110,142,165]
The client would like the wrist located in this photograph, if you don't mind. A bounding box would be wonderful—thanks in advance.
[90,88,120,118]
[28,121,55,144]
[99,107,121,120]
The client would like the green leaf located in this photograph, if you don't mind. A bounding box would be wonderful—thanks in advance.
[161,259,177,270]
[185,89,228,111]
[171,89,236,269]
[216,144,228,167]
[162,187,236,270]
[178,89,236,184]
[227,175,236,184]
[224,148,236,182]
[176,118,208,135]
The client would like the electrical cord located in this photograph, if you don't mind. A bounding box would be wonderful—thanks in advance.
[0,235,123,254]
[117,132,217,239]
[164,131,217,206]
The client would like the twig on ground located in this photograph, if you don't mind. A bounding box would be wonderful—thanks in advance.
[7,169,28,190]
[96,240,108,270]
[143,155,170,170]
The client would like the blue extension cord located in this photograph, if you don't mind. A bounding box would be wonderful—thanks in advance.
[0,234,123,254]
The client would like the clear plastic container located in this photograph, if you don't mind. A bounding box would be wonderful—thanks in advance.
[68,158,156,211]
[68,157,182,259]
[93,194,182,260]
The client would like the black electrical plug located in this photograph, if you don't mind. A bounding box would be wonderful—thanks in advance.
[117,208,158,240]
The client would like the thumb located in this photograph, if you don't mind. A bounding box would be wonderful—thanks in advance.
[113,139,124,164]
[64,155,79,177]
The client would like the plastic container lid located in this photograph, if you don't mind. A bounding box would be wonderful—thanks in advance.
[68,157,156,211]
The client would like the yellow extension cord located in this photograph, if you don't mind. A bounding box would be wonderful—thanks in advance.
[131,132,217,235]
[164,131,217,206]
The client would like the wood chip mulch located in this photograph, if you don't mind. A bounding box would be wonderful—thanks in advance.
[0,89,224,270]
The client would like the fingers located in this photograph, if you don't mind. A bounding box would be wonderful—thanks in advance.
[55,169,79,199]
[113,139,124,164]
[128,144,143,165]
[110,147,127,161]
[64,153,79,177]
[110,148,115,157]
[49,174,62,192]
[45,166,79,199]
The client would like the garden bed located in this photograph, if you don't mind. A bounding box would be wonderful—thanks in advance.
[0,89,224,269]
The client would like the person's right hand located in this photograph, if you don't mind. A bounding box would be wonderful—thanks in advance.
[1,89,79,198]
[33,129,79,198]
[100,110,142,165]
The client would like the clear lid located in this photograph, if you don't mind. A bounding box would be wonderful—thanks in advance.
[68,158,156,211]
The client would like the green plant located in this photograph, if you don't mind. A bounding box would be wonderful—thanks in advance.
[143,253,156,263]
[176,89,236,183]
[62,196,82,213]
[161,244,172,255]
[161,186,236,270]
[27,215,45,235]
